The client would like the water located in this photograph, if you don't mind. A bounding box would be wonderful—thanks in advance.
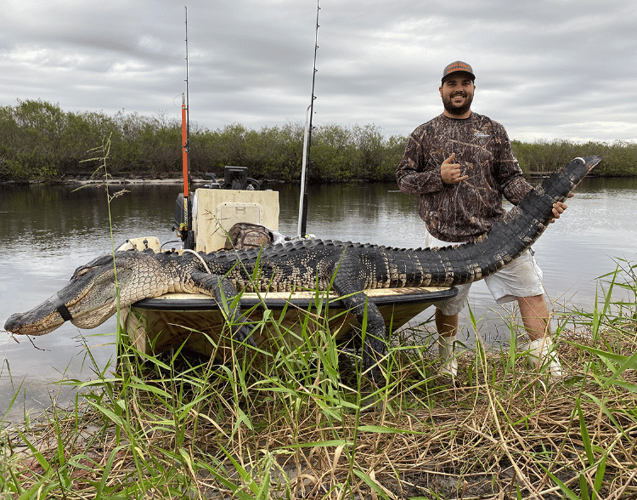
[2,178,637,421]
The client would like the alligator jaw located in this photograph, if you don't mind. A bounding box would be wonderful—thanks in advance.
[4,296,68,336]
[4,289,119,336]
[4,254,127,336]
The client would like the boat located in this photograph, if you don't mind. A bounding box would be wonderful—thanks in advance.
[117,6,457,360]
[118,171,457,359]
[124,287,456,360]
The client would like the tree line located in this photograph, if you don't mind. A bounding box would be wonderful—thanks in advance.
[1,99,635,183]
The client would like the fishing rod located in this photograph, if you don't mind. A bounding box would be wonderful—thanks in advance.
[180,5,194,248]
[297,0,320,238]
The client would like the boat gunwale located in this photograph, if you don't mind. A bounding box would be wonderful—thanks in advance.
[131,287,458,312]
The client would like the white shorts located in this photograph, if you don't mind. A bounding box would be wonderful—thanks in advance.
[424,230,545,316]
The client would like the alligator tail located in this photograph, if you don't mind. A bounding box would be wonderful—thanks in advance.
[419,155,602,287]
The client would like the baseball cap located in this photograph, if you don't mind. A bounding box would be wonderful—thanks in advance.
[441,61,475,82]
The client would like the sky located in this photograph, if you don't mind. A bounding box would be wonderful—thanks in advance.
[1,0,636,144]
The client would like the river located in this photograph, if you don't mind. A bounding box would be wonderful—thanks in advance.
[2,177,637,421]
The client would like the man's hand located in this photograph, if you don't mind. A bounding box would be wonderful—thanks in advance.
[550,193,574,223]
[441,153,469,184]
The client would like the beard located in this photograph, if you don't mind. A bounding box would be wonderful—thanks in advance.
[442,92,473,116]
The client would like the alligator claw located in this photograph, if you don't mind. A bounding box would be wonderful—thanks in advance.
[233,324,257,348]
[367,365,385,387]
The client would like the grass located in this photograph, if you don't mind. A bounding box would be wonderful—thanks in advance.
[1,260,637,499]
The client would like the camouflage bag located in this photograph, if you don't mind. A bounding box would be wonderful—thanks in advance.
[224,222,273,250]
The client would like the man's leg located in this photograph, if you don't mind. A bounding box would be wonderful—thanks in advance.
[436,308,458,337]
[421,230,466,378]
[517,294,562,379]
[517,294,549,341]
[436,308,458,377]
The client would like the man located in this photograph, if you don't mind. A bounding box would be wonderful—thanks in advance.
[396,61,565,382]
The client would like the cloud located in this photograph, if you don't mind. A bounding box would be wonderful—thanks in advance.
[0,0,635,143]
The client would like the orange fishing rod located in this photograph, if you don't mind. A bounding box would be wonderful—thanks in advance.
[179,6,193,248]
[181,92,189,234]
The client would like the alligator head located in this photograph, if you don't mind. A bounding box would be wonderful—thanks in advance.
[5,251,169,336]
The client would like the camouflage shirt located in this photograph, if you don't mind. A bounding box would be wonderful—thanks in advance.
[396,112,532,242]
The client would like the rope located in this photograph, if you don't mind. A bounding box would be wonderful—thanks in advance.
[182,249,212,274]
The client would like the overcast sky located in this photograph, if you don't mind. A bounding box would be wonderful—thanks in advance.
[1,0,635,144]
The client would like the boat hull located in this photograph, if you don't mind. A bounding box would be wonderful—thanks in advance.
[122,287,457,361]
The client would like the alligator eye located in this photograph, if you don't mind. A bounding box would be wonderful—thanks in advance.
[76,267,91,277]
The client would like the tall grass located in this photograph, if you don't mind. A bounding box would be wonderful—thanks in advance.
[2,259,637,499]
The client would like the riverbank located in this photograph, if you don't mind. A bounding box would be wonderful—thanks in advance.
[2,280,637,499]
[0,174,292,187]
[1,175,206,186]
[2,168,637,188]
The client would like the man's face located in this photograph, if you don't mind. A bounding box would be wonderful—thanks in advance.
[439,74,475,117]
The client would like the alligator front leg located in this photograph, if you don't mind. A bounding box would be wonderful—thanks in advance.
[332,264,387,385]
[189,271,256,346]
[341,290,387,385]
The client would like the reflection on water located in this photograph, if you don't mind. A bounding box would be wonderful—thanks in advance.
[2,178,637,421]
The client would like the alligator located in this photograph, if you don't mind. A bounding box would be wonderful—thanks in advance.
[5,156,601,383]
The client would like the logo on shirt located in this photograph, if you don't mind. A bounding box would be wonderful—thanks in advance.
[475,132,490,139]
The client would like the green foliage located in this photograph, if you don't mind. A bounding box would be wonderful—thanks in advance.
[1,99,637,183]
[511,139,637,176]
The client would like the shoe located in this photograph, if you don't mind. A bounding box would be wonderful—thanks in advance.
[521,337,563,382]
[438,335,458,378]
